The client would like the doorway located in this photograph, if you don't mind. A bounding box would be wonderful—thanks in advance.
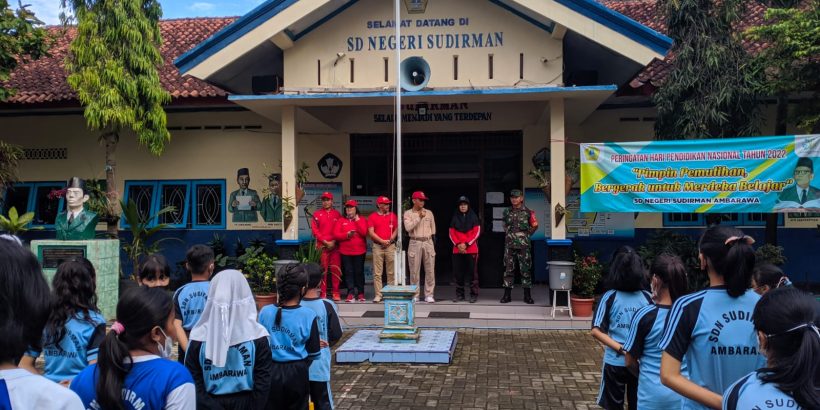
[351,131,522,287]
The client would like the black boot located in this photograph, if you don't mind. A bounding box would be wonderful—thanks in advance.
[500,288,512,303]
[523,288,534,304]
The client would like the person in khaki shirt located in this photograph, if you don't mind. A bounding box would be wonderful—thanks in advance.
[403,191,437,302]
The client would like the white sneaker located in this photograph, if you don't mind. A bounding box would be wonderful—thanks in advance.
[412,297,419,302]
[425,296,435,303]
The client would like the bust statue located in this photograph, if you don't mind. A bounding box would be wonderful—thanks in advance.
[55,177,99,240]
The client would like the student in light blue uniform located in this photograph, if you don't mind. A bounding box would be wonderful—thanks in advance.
[174,245,214,363]
[660,226,765,410]
[624,253,690,410]
[591,246,652,410]
[723,287,820,410]
[258,264,321,410]
[185,269,272,410]
[301,263,343,410]
[751,263,792,295]
[19,258,106,384]
[70,287,195,410]
[0,237,84,409]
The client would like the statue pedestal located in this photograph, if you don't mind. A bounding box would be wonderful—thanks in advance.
[379,285,420,343]
[30,239,120,320]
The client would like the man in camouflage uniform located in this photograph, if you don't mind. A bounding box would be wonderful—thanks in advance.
[501,189,538,304]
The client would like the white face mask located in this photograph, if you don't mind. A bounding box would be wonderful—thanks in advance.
[156,327,174,359]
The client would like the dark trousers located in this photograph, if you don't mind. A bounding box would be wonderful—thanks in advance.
[268,361,310,410]
[309,381,333,410]
[452,253,479,297]
[597,364,638,410]
[341,253,365,295]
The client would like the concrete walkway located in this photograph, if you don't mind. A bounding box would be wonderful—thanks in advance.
[331,329,603,409]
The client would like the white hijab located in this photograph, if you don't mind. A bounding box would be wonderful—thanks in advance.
[188,269,269,367]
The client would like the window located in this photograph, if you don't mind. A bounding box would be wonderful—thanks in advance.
[123,179,225,229]
[1,182,64,227]
[663,213,783,227]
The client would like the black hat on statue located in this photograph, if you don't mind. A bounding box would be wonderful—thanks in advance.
[65,177,86,191]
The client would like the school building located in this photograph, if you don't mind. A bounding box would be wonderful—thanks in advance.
[1,0,817,285]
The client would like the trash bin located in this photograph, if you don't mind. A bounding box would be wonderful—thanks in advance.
[548,261,574,290]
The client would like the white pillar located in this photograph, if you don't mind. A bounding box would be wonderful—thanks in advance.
[281,105,299,240]
[549,98,567,240]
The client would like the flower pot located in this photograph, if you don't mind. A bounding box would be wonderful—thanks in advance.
[254,293,277,312]
[570,295,595,317]
[283,214,293,231]
[295,186,305,204]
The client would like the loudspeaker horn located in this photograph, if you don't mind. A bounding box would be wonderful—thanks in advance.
[400,57,431,91]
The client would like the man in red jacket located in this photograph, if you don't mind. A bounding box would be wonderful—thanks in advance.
[310,192,342,301]
[449,196,481,303]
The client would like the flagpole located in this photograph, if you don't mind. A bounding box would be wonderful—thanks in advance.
[394,0,404,286]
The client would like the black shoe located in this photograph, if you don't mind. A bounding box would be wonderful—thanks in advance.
[453,294,465,303]
[523,288,534,304]
[500,288,512,303]
[469,294,477,303]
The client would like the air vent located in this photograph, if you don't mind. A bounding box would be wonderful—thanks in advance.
[23,148,67,160]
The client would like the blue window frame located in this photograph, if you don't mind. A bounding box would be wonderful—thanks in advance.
[122,179,225,229]
[663,213,783,227]
[1,182,64,228]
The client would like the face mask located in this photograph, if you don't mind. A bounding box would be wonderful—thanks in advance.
[156,327,173,359]
[650,280,657,298]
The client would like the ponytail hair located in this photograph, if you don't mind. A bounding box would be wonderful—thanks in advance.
[698,226,755,297]
[753,287,820,409]
[96,287,173,410]
[606,246,646,292]
[651,253,689,303]
[274,263,308,327]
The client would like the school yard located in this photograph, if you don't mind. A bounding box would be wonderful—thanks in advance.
[330,329,603,410]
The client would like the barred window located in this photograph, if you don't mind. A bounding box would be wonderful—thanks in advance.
[123,179,225,229]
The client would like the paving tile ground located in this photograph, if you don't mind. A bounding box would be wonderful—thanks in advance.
[330,329,603,410]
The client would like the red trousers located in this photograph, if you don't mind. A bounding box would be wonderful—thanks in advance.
[320,248,342,298]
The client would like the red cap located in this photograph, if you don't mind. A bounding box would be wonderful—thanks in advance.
[376,196,392,204]
[344,199,358,207]
[320,192,333,200]
[412,191,428,200]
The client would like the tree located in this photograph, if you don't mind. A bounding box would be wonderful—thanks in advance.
[653,0,762,140]
[747,1,819,134]
[0,140,23,205]
[63,0,171,236]
[0,1,49,101]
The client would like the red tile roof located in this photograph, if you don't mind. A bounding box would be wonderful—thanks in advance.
[1,17,236,105]
[0,2,776,105]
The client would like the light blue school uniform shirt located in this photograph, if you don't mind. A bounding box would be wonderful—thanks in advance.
[70,355,194,410]
[258,304,321,362]
[592,289,653,366]
[623,304,685,410]
[26,311,107,383]
[300,298,343,382]
[174,281,210,331]
[660,286,765,410]
[723,371,803,410]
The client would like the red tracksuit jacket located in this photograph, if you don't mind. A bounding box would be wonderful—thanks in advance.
[333,217,368,255]
[311,208,342,249]
[449,225,481,254]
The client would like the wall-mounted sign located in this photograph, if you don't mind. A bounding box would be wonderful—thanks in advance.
[318,153,343,179]
[580,135,820,213]
[372,102,492,123]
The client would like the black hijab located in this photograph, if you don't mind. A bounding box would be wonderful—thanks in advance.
[450,204,480,233]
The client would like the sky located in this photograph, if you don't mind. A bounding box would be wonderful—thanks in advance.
[26,0,265,25]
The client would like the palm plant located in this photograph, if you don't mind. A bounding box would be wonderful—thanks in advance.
[119,199,180,275]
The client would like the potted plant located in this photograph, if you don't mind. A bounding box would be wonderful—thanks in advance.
[0,207,42,240]
[295,162,309,204]
[282,196,295,232]
[528,157,580,202]
[571,253,603,317]
[243,251,278,311]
